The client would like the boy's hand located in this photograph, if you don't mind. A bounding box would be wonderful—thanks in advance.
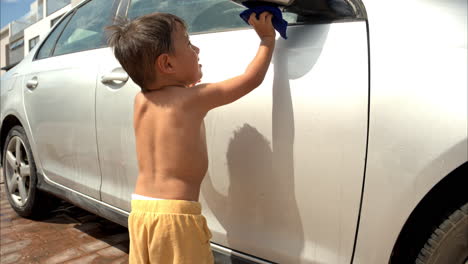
[248,12,276,41]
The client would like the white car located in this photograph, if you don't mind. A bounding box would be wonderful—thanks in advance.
[1,0,466,263]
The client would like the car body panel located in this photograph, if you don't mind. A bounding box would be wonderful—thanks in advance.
[22,49,104,199]
[96,50,139,210]
[198,23,369,263]
[353,0,467,263]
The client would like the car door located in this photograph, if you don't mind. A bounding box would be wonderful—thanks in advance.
[97,0,369,263]
[22,0,117,199]
[95,50,139,210]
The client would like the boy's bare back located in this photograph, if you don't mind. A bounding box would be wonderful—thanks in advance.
[133,87,208,201]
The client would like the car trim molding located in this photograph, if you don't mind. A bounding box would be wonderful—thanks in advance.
[211,242,275,264]
[37,172,130,226]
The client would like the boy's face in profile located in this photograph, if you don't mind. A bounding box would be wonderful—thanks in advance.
[170,22,202,87]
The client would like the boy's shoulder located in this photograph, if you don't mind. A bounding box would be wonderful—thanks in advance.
[134,91,149,112]
[134,91,145,104]
[134,86,198,110]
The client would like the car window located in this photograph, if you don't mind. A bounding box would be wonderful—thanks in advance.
[127,0,300,34]
[127,0,250,34]
[35,12,73,60]
[53,0,114,56]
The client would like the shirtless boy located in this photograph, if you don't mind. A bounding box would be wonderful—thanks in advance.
[106,11,275,263]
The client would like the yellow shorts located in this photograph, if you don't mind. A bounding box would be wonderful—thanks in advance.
[128,199,214,264]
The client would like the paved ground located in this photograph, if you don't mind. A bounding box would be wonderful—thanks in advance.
[0,178,130,264]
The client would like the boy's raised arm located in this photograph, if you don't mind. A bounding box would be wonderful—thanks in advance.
[191,12,276,111]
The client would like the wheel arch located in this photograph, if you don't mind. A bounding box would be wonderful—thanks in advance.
[389,161,468,263]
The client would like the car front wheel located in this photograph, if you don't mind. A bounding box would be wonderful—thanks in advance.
[2,125,57,219]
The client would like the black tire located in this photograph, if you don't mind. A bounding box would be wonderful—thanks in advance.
[2,125,58,219]
[416,202,468,264]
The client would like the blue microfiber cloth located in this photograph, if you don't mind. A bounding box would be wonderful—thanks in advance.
[239,1,288,39]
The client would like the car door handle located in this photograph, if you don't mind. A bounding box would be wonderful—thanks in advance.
[26,77,38,89]
[101,70,129,84]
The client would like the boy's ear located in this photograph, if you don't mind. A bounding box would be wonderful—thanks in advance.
[155,54,175,74]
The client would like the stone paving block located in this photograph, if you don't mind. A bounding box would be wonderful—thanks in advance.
[61,213,83,223]
[20,245,51,262]
[0,221,12,228]
[0,239,32,255]
[97,245,127,258]
[80,240,112,253]
[78,214,101,223]
[44,248,83,264]
[1,252,22,264]
[2,214,21,222]
[45,239,84,255]
[1,205,18,212]
[0,207,13,214]
[110,256,130,264]
[90,255,120,264]
[11,217,33,225]
[16,224,56,236]
[0,208,13,214]
[0,212,13,218]
[0,226,15,235]
[0,231,19,241]
[113,242,130,253]
[0,219,14,226]
[45,215,80,228]
[0,206,12,212]
[73,222,102,233]
[73,231,103,244]
[0,235,15,245]
[64,253,100,264]
[101,232,130,245]
[36,229,68,243]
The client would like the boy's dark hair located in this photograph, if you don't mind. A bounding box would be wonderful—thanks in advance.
[105,13,186,92]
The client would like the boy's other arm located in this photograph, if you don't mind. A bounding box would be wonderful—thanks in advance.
[190,12,276,111]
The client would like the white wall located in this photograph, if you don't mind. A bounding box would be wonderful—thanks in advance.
[0,26,10,76]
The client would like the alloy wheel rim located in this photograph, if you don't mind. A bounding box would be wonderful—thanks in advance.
[4,136,31,207]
